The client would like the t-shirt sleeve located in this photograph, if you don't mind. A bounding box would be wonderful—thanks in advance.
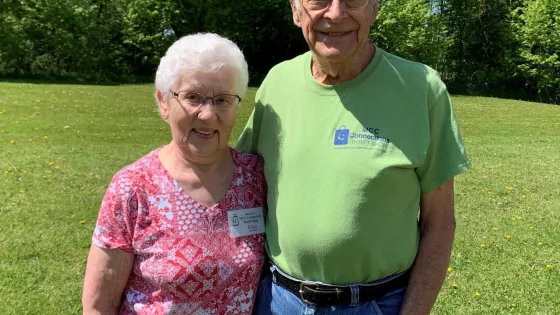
[92,173,138,253]
[236,109,258,154]
[236,84,268,154]
[415,89,471,194]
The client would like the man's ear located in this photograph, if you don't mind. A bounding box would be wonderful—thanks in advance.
[156,90,169,120]
[369,0,379,26]
[290,0,302,27]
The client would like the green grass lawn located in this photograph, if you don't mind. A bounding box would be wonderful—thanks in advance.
[0,82,558,314]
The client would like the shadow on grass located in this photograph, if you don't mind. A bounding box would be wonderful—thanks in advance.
[448,84,559,106]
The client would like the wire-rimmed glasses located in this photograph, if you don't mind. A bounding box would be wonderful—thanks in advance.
[170,91,241,111]
[301,0,371,10]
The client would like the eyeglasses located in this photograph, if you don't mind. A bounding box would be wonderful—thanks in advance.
[301,0,371,10]
[170,91,241,111]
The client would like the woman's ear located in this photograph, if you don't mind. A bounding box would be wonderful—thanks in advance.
[156,90,169,120]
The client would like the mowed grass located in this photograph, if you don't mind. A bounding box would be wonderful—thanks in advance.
[0,82,558,314]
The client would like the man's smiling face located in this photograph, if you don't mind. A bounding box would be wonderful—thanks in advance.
[291,0,377,63]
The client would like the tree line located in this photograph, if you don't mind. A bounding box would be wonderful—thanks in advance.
[0,0,558,103]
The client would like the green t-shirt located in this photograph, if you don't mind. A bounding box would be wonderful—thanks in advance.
[236,48,471,285]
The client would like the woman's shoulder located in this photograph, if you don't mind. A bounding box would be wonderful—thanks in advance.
[231,148,264,172]
[109,148,163,191]
[231,148,265,188]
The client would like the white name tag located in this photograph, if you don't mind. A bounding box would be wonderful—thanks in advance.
[227,207,265,238]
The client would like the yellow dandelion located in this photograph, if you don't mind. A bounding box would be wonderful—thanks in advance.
[43,136,48,139]
[522,195,526,198]
[475,291,480,297]
[537,242,543,246]
[451,282,458,288]
[546,264,552,269]
[55,165,60,169]
[505,234,511,239]
[511,216,516,220]
[46,161,54,166]
[447,267,453,272]
[511,304,517,307]
[492,227,498,230]
[42,176,47,179]
[79,220,86,224]
[4,170,9,174]
[9,140,15,144]
[480,243,487,248]
[516,216,522,220]
[505,186,514,190]
[19,189,24,193]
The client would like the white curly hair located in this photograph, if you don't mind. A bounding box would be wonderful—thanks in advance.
[155,33,249,103]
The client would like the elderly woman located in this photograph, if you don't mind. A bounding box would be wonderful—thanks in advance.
[82,33,266,314]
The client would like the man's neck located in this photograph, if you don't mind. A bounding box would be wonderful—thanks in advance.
[311,44,376,85]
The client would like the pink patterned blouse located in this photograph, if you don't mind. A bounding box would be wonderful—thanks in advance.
[92,147,266,314]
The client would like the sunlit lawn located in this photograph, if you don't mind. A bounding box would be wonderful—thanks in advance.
[0,82,558,314]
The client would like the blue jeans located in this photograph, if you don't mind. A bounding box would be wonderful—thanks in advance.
[253,268,407,315]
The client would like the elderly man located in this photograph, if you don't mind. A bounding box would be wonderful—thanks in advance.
[237,0,470,314]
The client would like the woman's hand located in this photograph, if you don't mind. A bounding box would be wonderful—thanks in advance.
[82,244,134,315]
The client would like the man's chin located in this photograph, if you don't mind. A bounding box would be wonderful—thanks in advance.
[312,45,356,62]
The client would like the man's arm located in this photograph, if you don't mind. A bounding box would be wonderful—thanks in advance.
[399,178,456,315]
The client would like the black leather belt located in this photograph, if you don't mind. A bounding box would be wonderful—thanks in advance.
[273,269,410,306]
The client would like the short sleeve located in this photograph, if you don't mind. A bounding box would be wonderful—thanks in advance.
[236,83,268,154]
[92,173,138,253]
[236,109,258,154]
[415,89,471,193]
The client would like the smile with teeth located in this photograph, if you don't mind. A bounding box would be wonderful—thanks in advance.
[319,31,351,36]
[193,128,217,136]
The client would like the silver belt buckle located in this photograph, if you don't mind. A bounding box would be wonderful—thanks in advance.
[299,281,318,305]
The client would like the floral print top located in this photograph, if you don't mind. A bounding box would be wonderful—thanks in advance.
[92,147,266,314]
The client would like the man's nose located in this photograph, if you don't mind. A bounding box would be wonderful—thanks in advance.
[323,0,348,22]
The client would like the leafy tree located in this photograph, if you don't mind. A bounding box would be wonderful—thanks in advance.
[0,0,557,102]
[443,0,518,89]
[514,0,560,102]
[371,0,449,74]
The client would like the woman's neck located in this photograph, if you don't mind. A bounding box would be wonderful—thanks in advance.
[162,142,231,176]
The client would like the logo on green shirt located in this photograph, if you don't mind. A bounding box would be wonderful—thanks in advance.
[334,126,350,145]
[334,125,390,150]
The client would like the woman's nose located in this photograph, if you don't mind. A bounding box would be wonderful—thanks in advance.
[197,102,217,121]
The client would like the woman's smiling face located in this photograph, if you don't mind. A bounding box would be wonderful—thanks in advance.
[158,68,238,162]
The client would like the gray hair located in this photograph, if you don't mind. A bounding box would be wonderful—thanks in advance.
[155,33,249,102]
